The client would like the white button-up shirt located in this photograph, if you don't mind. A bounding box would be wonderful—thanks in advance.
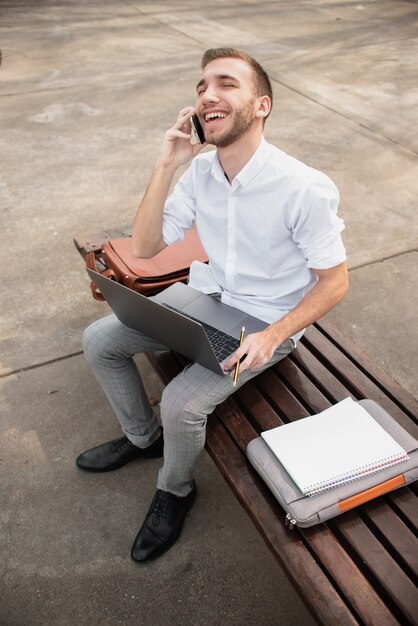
[162,138,346,343]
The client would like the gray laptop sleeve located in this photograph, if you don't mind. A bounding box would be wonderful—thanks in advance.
[246,400,418,528]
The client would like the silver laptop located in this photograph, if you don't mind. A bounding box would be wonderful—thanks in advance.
[86,269,268,376]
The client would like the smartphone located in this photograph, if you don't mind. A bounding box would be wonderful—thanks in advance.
[190,115,205,145]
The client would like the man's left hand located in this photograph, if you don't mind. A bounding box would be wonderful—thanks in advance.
[224,330,280,378]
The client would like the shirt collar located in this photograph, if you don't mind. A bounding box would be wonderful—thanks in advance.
[210,137,272,188]
[210,152,228,185]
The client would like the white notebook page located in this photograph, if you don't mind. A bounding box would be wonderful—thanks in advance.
[261,397,408,495]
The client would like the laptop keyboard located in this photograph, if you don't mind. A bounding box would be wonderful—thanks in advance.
[203,326,240,362]
[162,303,240,362]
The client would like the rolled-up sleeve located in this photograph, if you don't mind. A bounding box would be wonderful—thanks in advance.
[162,165,197,245]
[290,175,346,269]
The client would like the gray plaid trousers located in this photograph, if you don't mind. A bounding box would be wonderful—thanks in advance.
[83,314,294,496]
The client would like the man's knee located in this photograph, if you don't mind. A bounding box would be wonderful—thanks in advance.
[83,320,102,364]
[160,383,182,422]
[82,317,118,365]
[160,377,208,432]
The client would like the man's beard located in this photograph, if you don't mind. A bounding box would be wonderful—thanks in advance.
[209,98,257,148]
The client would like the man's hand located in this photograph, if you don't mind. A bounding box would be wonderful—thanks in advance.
[159,107,206,170]
[224,329,280,378]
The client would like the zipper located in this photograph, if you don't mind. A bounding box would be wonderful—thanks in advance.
[285,513,297,529]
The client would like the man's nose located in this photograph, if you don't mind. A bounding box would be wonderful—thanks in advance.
[201,85,220,104]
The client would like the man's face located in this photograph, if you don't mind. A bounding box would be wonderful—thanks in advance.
[195,57,259,148]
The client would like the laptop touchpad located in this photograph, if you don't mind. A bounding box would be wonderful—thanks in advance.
[230,316,268,337]
[183,297,246,334]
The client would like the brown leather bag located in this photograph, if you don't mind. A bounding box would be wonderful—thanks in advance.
[85,227,208,301]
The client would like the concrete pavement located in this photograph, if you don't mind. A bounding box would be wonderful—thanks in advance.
[1,1,417,624]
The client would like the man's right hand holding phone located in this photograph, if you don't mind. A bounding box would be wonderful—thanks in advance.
[159,107,206,171]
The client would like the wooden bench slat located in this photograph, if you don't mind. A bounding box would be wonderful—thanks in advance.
[362,499,418,582]
[145,350,183,384]
[273,356,333,415]
[291,341,358,403]
[386,488,418,535]
[303,525,399,626]
[317,318,418,421]
[234,381,288,431]
[257,364,330,418]
[206,415,360,626]
[303,326,418,436]
[254,367,313,420]
[334,512,418,624]
[73,225,132,259]
[214,396,259,449]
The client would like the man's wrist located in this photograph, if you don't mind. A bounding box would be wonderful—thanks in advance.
[154,157,178,175]
[262,323,288,350]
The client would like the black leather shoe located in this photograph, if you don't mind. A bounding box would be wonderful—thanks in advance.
[131,482,197,563]
[76,431,163,472]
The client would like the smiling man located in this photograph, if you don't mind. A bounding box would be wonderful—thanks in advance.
[77,48,348,562]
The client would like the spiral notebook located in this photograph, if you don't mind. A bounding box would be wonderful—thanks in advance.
[261,397,409,496]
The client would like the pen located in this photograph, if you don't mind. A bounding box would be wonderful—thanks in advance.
[233,326,245,387]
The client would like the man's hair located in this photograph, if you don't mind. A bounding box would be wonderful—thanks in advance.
[201,48,273,115]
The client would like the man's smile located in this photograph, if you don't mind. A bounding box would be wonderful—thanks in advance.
[201,110,230,127]
[204,111,228,122]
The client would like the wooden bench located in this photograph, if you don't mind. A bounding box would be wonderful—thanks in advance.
[75,230,418,626]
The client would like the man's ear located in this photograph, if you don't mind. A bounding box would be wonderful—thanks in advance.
[255,95,271,119]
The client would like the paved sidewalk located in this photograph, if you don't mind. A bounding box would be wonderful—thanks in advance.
[1,1,417,624]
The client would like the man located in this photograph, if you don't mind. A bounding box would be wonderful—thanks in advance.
[77,48,348,562]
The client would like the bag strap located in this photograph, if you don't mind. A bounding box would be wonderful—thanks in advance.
[85,251,115,301]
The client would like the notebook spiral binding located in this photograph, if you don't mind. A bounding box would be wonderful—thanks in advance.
[306,453,409,497]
